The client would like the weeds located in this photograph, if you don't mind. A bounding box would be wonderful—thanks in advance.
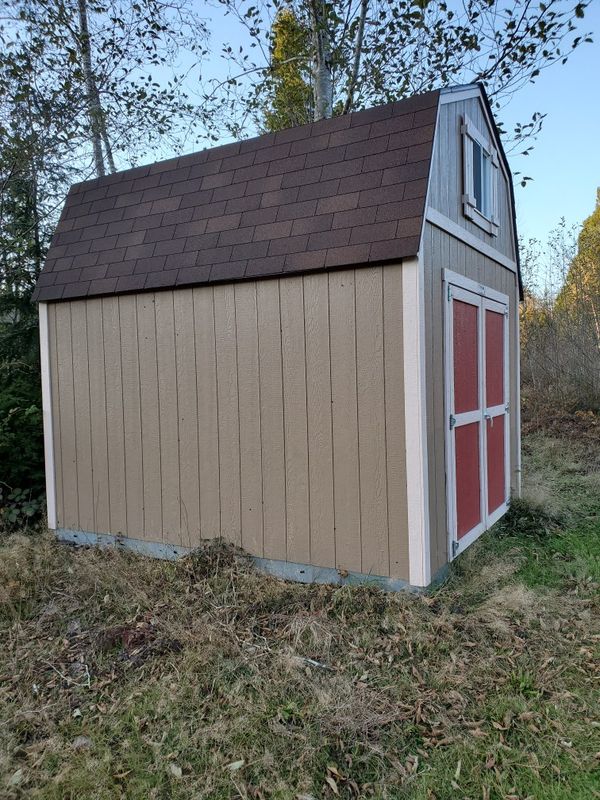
[0,430,599,799]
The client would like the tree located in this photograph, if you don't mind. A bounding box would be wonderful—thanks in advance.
[0,0,209,182]
[557,189,600,344]
[210,0,592,144]
[262,8,313,131]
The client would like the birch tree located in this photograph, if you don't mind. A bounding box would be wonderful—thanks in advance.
[210,0,592,145]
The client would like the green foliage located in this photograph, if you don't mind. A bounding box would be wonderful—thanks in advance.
[210,0,592,147]
[520,207,600,417]
[262,8,312,132]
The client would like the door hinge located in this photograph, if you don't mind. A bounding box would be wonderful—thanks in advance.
[505,402,510,413]
[449,414,456,430]
[447,285,453,301]
[452,540,459,558]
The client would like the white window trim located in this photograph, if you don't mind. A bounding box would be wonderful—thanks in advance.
[443,270,510,561]
[462,114,500,237]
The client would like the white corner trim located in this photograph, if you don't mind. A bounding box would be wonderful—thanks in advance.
[426,207,517,273]
[402,256,431,587]
[39,303,57,530]
[515,300,522,497]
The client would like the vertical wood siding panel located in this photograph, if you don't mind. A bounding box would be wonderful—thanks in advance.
[102,297,127,534]
[119,295,144,539]
[48,306,65,528]
[429,98,516,262]
[279,276,310,563]
[235,282,264,557]
[303,274,335,568]
[174,289,201,548]
[424,224,520,577]
[383,264,409,579]
[136,293,162,539]
[193,287,221,540]
[155,291,181,544]
[355,267,389,576]
[70,302,94,532]
[329,270,361,572]
[214,284,241,545]
[54,303,78,529]
[256,280,287,561]
[86,299,110,534]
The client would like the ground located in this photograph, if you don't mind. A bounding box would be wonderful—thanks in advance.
[0,421,599,799]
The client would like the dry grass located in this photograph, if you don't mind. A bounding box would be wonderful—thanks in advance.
[0,431,599,799]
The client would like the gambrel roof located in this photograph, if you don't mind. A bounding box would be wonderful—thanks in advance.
[33,90,440,302]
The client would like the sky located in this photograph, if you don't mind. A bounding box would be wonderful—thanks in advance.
[500,1,600,244]
[192,0,600,246]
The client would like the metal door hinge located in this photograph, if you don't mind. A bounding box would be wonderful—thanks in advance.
[449,414,456,430]
[447,285,453,301]
[452,540,459,557]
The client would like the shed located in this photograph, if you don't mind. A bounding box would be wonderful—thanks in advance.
[33,83,521,590]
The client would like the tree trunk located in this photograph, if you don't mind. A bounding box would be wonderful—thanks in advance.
[343,0,368,114]
[309,0,333,121]
[77,0,105,177]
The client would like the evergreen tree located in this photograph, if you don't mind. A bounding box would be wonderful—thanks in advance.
[262,8,312,132]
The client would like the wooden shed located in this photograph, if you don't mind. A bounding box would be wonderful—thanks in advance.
[33,83,521,590]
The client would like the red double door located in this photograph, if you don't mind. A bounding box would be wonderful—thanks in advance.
[446,281,509,556]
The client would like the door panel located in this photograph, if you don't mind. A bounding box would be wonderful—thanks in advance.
[486,415,505,514]
[446,279,510,558]
[485,309,504,407]
[455,422,481,538]
[453,300,479,413]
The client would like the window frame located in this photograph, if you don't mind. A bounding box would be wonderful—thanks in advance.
[461,115,500,237]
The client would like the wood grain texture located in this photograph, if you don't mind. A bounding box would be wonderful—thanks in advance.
[54,303,78,529]
[48,306,65,527]
[214,284,241,545]
[428,98,516,263]
[118,295,144,539]
[48,271,412,580]
[102,297,127,535]
[329,270,362,573]
[303,274,335,568]
[423,222,519,575]
[383,264,409,579]
[355,267,389,576]
[235,282,264,557]
[136,293,162,540]
[193,287,220,540]
[256,279,287,561]
[155,291,181,544]
[174,290,201,548]
[85,299,110,534]
[280,276,310,564]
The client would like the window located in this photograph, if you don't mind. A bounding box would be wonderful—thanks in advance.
[462,116,499,236]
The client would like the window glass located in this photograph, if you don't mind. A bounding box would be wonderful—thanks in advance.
[472,139,492,219]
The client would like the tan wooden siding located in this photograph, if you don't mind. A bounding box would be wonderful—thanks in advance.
[423,223,520,576]
[47,267,410,579]
[428,98,516,264]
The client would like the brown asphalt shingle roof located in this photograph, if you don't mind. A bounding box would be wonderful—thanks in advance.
[33,89,439,303]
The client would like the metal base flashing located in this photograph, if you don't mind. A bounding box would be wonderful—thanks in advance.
[54,528,445,593]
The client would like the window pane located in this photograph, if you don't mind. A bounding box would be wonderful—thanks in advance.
[473,140,482,211]
[481,151,491,218]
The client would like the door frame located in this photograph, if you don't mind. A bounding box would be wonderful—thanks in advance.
[443,269,510,561]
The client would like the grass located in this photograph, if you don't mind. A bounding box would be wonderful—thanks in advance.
[0,428,599,799]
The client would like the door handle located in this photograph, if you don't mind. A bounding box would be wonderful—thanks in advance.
[484,412,493,427]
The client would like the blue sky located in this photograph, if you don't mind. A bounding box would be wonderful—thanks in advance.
[501,2,600,244]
